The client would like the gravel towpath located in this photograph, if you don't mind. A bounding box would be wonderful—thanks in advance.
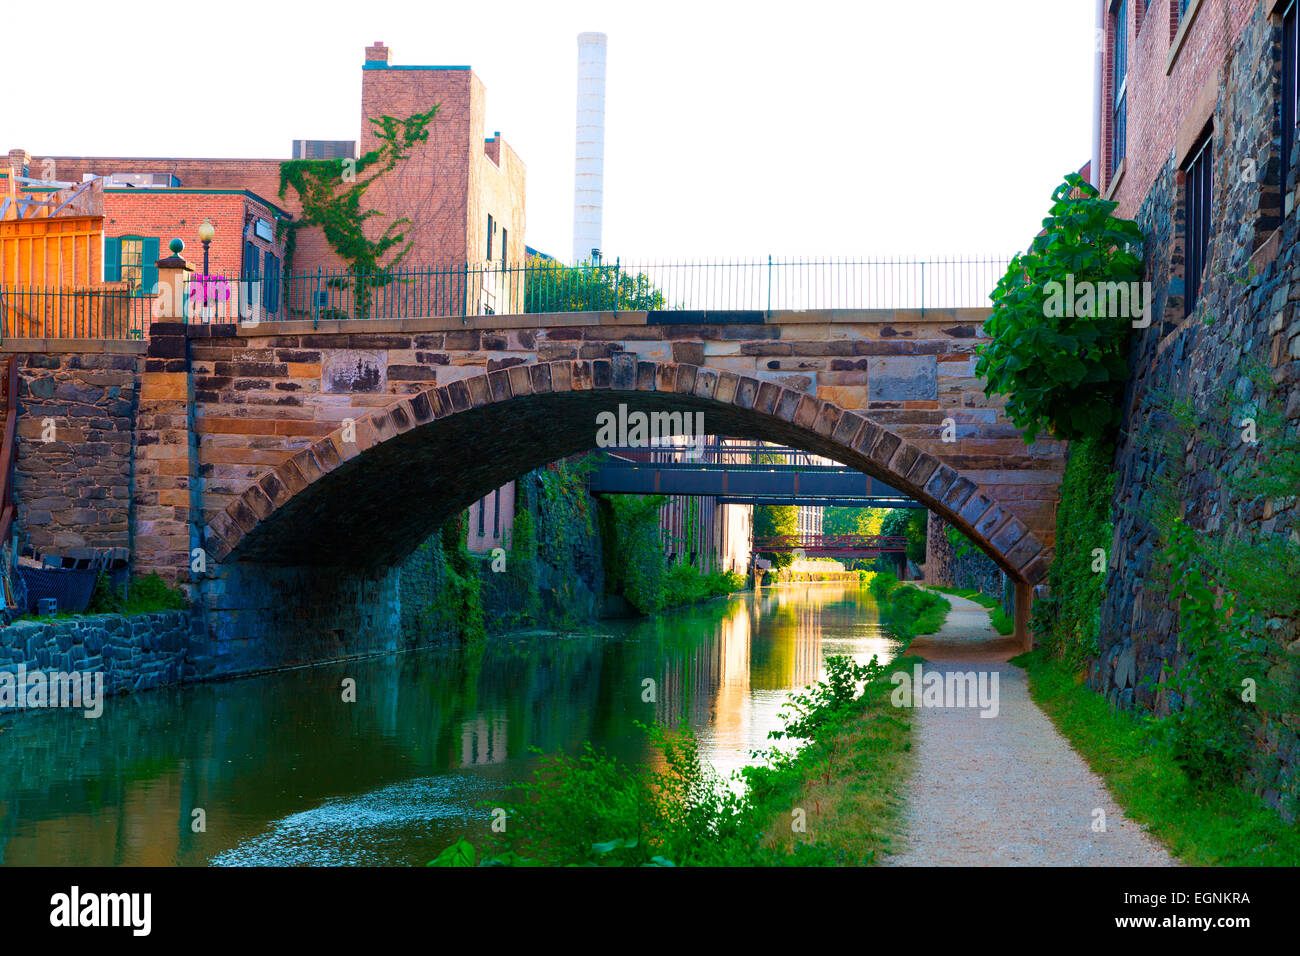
[882,590,1175,867]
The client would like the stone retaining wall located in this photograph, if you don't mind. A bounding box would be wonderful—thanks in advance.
[1098,5,1300,815]
[925,511,1014,615]
[0,610,189,710]
[4,344,145,556]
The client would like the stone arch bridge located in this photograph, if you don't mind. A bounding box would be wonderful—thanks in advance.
[10,303,1065,677]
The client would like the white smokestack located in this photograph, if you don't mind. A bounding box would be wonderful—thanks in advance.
[574,31,607,265]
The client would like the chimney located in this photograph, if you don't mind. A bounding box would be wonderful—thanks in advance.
[8,148,30,179]
[573,32,607,265]
[365,41,390,65]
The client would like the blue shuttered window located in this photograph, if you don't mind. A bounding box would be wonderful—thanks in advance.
[104,236,157,296]
[140,237,159,296]
[103,238,121,282]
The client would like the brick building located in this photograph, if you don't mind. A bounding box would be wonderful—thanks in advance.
[16,41,526,290]
[1092,0,1300,814]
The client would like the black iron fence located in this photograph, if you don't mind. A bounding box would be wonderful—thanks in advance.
[184,256,1013,326]
[2,256,1013,337]
[0,286,153,340]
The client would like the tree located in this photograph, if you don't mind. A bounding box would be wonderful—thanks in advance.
[754,505,798,570]
[525,257,666,313]
[975,172,1145,443]
[822,506,888,569]
[881,509,927,567]
[822,506,887,536]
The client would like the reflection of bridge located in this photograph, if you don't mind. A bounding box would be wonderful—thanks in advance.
[589,444,925,508]
[752,534,909,557]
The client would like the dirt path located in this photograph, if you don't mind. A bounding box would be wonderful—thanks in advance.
[883,589,1175,867]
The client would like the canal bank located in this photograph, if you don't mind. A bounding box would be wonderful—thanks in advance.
[0,582,895,865]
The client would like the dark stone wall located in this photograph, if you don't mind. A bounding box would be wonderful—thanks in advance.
[397,464,607,644]
[1099,6,1300,813]
[0,610,189,709]
[925,511,1013,614]
[192,561,402,680]
[9,349,141,559]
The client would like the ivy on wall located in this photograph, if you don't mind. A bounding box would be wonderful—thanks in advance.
[1030,435,1115,668]
[277,107,440,314]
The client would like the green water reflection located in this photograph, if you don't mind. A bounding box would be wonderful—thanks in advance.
[0,583,896,866]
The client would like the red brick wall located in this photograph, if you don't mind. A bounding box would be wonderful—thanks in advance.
[102,191,286,280]
[1100,0,1261,217]
[359,65,474,268]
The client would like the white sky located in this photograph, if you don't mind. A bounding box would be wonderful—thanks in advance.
[9,0,1094,262]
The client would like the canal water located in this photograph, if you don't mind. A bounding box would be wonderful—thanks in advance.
[0,583,898,866]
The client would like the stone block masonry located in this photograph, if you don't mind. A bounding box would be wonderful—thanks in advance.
[1097,1,1300,817]
[0,610,189,708]
[2,304,1066,689]
[6,345,144,556]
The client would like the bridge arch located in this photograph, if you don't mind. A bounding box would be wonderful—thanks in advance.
[203,356,1052,590]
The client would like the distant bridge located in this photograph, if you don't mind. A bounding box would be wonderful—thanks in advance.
[752,534,909,557]
[587,444,921,507]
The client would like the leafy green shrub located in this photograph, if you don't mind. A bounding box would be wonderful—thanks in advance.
[881,509,927,564]
[87,572,187,615]
[660,564,746,609]
[435,514,487,648]
[601,494,669,614]
[524,256,666,313]
[754,503,798,570]
[662,562,707,607]
[1157,520,1261,788]
[772,655,885,741]
[429,656,900,867]
[976,173,1144,443]
[870,572,948,639]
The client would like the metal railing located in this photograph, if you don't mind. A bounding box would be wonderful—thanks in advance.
[183,256,1012,326]
[0,286,153,340]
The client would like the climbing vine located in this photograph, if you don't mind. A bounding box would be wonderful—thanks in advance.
[277,106,440,315]
[1030,434,1115,668]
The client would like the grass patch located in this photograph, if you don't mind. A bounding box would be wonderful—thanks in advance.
[752,654,918,863]
[1013,648,1300,866]
[931,586,1014,636]
[15,572,187,622]
[870,572,949,638]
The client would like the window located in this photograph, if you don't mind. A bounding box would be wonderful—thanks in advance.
[103,236,158,296]
[501,228,508,269]
[263,251,280,315]
[493,487,500,537]
[1111,0,1129,178]
[1184,135,1213,316]
[1284,0,1299,177]
[243,240,260,283]
[120,239,144,293]
[477,499,486,537]
[486,214,494,262]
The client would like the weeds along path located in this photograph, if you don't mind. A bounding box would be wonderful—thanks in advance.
[883,590,1175,867]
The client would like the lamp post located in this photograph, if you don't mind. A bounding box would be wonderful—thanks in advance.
[197,218,215,275]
